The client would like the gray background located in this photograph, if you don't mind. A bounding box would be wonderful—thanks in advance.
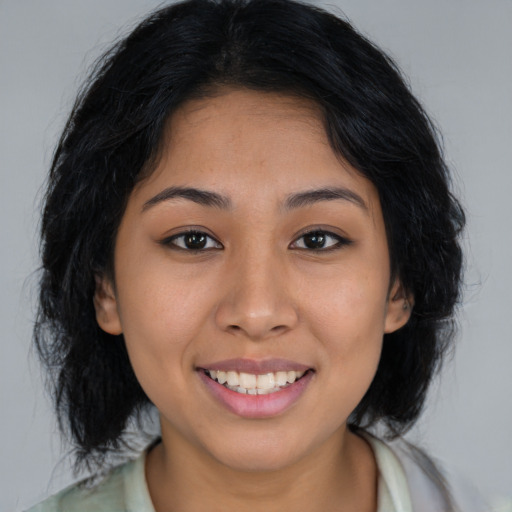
[1,1,511,510]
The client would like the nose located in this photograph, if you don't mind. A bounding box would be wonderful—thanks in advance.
[214,250,299,341]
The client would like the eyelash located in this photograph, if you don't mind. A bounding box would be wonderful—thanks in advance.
[160,229,352,253]
[289,230,352,252]
[161,230,222,252]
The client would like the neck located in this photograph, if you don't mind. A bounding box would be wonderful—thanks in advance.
[145,424,378,512]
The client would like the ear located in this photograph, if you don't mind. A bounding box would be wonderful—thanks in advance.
[93,274,123,335]
[384,279,414,334]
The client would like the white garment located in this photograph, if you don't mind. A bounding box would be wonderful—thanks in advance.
[366,434,493,512]
[26,436,500,512]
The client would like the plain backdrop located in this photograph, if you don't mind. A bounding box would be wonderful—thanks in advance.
[1,1,511,510]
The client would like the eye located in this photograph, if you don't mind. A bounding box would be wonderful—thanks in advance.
[290,230,351,251]
[162,230,222,251]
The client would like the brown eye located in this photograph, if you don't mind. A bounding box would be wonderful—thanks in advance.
[303,232,327,249]
[164,231,222,251]
[183,232,207,249]
[291,230,351,251]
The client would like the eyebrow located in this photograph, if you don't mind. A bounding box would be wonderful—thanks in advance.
[142,185,367,213]
[284,187,368,212]
[142,186,232,212]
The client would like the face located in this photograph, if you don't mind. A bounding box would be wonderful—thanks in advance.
[95,89,410,472]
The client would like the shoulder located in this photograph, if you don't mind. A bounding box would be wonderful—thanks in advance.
[25,452,153,512]
[25,464,130,512]
[377,435,494,512]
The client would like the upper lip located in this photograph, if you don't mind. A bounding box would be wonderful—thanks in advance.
[197,358,312,374]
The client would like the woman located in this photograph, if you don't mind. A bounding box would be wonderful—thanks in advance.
[28,0,488,510]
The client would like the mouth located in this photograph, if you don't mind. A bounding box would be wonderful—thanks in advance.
[202,369,310,395]
[197,359,315,418]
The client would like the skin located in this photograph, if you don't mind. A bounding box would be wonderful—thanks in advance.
[94,89,411,512]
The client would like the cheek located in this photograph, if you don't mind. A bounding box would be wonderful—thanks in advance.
[301,265,387,400]
[303,267,389,344]
[116,253,216,341]
[113,259,218,393]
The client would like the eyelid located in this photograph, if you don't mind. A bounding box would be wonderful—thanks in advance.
[289,227,353,251]
[160,228,223,251]
[158,226,351,252]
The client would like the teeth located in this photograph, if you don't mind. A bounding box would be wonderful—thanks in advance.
[226,371,238,387]
[239,372,257,388]
[206,369,307,394]
[257,373,275,390]
[288,371,299,383]
[276,371,288,386]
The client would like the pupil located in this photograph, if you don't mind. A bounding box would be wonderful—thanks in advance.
[304,232,325,249]
[185,232,206,249]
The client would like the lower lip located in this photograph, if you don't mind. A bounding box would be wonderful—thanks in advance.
[198,371,313,419]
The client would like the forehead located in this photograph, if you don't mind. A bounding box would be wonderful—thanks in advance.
[172,87,325,133]
[163,88,328,168]
[133,88,380,215]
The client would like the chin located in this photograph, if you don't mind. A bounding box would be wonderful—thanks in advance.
[205,431,307,473]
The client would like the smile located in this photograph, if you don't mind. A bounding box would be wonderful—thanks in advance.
[197,361,314,418]
[204,369,307,395]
